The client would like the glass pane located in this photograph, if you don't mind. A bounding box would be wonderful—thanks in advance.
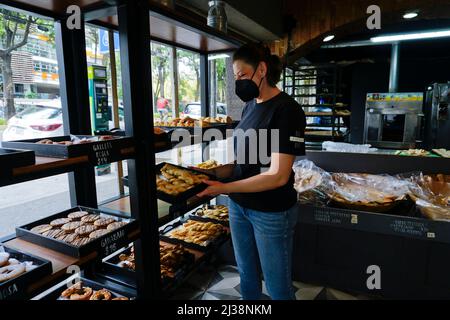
[209,53,230,117]
[151,42,173,120]
[0,8,71,237]
[177,48,200,119]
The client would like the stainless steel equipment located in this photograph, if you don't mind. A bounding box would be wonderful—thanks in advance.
[424,83,450,149]
[363,92,424,149]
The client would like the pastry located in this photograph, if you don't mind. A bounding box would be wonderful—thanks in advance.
[94,218,116,229]
[42,229,66,239]
[70,237,91,247]
[75,225,98,237]
[36,139,53,144]
[0,263,26,283]
[196,160,220,170]
[0,252,10,267]
[68,211,89,220]
[196,205,229,222]
[90,289,112,300]
[30,224,53,234]
[61,221,83,234]
[81,214,101,224]
[89,229,109,239]
[61,282,93,300]
[50,218,72,228]
[7,258,20,265]
[157,164,210,196]
[57,233,79,243]
[107,221,127,231]
[169,221,225,246]
[112,297,129,300]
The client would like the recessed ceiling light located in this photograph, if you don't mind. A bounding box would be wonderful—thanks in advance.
[403,12,418,19]
[323,35,335,42]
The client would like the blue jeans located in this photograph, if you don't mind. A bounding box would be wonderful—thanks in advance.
[228,199,298,300]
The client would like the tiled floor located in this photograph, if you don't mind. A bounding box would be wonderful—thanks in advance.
[171,264,371,300]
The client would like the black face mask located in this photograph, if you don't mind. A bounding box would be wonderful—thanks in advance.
[235,67,264,102]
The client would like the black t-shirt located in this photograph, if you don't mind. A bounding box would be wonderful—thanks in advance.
[229,92,306,212]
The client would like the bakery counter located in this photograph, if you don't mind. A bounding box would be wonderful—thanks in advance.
[305,150,450,175]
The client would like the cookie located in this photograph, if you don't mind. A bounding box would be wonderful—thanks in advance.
[106,221,127,231]
[57,233,79,243]
[50,218,72,228]
[94,218,116,229]
[75,225,97,237]
[0,252,10,267]
[67,211,89,220]
[89,229,109,239]
[90,289,112,300]
[0,263,26,283]
[70,237,91,247]
[61,221,83,234]
[42,229,66,239]
[31,224,53,234]
[81,214,100,224]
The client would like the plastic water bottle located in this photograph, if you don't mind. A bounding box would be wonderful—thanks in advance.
[207,1,228,33]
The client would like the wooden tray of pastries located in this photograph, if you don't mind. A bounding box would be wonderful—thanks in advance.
[16,206,138,258]
[102,243,195,289]
[155,163,215,204]
[35,277,134,300]
[0,245,52,300]
[160,219,228,252]
[190,204,229,227]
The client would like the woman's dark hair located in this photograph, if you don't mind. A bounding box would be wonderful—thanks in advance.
[233,43,282,87]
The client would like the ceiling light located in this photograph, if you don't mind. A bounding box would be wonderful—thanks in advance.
[403,12,418,19]
[323,35,335,42]
[371,29,450,43]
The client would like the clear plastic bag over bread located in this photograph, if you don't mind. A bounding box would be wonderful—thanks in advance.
[293,160,333,205]
[322,141,378,153]
[406,173,450,220]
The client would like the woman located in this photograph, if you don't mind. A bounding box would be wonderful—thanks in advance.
[198,43,306,300]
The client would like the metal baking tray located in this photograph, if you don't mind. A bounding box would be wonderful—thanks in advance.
[123,163,216,204]
[190,205,230,227]
[16,206,139,258]
[2,135,134,166]
[159,218,229,252]
[0,245,52,300]
[101,243,195,291]
[0,148,35,176]
[34,276,135,300]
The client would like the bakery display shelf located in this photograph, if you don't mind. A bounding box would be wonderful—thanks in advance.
[189,205,229,227]
[16,206,139,258]
[0,245,52,300]
[298,203,450,244]
[293,94,343,98]
[159,218,230,253]
[0,148,35,177]
[32,275,135,300]
[305,112,351,117]
[0,156,90,188]
[2,135,135,166]
[300,104,348,108]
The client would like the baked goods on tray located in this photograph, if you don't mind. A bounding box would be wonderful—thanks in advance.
[0,248,38,283]
[196,159,221,170]
[195,205,229,222]
[116,244,192,279]
[168,220,226,246]
[408,174,450,221]
[60,281,129,300]
[36,135,114,145]
[157,164,210,196]
[155,116,232,128]
[433,149,450,158]
[29,209,129,247]
[395,149,431,157]
[328,173,409,212]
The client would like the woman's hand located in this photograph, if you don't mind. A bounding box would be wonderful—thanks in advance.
[197,180,229,198]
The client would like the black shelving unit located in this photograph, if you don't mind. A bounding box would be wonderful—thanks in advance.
[284,64,349,148]
[0,0,242,300]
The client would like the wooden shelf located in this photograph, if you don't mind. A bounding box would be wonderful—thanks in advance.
[4,237,97,296]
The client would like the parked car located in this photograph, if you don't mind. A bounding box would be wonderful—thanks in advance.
[2,100,64,142]
[181,102,227,119]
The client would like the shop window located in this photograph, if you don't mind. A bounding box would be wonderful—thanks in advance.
[209,53,230,117]
[177,48,200,118]
[0,8,71,238]
[151,42,173,119]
